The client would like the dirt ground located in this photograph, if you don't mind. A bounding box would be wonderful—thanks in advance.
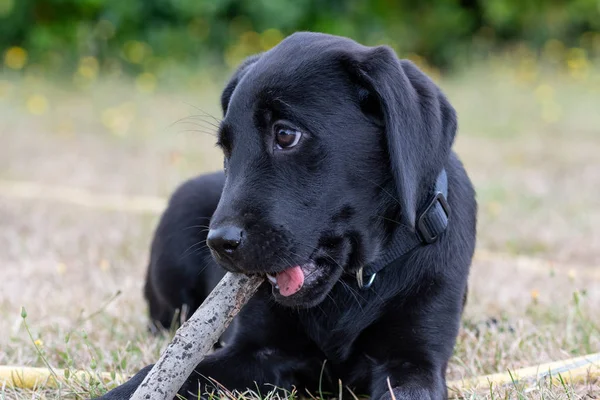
[0,63,599,399]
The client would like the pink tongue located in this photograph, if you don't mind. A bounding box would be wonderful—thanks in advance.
[276,266,305,297]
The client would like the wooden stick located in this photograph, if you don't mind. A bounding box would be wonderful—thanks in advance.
[129,272,264,400]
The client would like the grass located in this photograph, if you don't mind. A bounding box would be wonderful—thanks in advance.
[0,58,599,399]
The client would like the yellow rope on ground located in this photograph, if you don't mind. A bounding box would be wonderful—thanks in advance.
[1,353,598,393]
[447,352,600,393]
[0,365,123,390]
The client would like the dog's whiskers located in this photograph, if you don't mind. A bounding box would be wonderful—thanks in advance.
[375,214,405,226]
[339,280,366,309]
[169,115,220,129]
[176,128,219,137]
[180,241,209,260]
[293,242,345,269]
[181,102,222,125]
[177,118,220,130]
[325,292,340,312]
[182,224,211,232]
[168,115,221,138]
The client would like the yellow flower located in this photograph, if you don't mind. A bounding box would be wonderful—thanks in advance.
[487,201,502,217]
[34,339,44,347]
[123,41,151,64]
[240,31,260,50]
[530,289,540,301]
[26,94,48,115]
[534,84,554,102]
[566,48,590,80]
[99,259,110,272]
[260,29,283,50]
[540,101,562,123]
[543,39,565,62]
[4,46,27,70]
[101,102,136,136]
[406,53,426,69]
[135,72,157,94]
[78,56,99,80]
[73,57,100,88]
[56,262,67,275]
[515,57,538,83]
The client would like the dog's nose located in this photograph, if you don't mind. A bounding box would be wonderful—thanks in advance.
[207,225,243,258]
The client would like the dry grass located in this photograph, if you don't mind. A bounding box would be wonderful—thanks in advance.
[0,60,599,399]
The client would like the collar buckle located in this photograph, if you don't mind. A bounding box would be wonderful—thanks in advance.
[417,191,450,244]
[356,267,377,290]
[357,169,450,283]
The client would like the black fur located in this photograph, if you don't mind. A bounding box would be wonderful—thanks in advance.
[97,32,477,400]
[142,172,227,333]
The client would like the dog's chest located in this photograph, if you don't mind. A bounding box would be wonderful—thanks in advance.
[297,284,383,363]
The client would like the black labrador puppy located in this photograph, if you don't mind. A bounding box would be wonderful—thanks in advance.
[98,32,477,400]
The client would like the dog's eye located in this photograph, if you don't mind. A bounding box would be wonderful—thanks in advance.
[274,125,302,150]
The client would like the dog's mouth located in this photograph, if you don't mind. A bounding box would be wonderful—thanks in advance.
[263,260,343,308]
[265,262,319,297]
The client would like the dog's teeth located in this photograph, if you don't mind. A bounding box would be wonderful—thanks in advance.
[266,274,277,284]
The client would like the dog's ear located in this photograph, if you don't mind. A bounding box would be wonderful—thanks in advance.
[346,46,457,228]
[220,54,262,116]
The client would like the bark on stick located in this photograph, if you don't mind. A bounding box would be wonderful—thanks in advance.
[129,272,264,400]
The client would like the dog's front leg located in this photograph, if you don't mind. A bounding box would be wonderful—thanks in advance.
[93,364,154,400]
[370,363,448,400]
[177,342,320,399]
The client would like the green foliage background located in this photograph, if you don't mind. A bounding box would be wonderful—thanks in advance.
[1,0,600,76]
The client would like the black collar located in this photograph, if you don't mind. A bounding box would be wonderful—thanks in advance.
[357,169,450,289]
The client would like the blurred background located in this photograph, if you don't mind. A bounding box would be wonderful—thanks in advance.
[1,1,599,399]
[2,0,600,84]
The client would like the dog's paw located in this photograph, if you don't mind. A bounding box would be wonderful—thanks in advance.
[379,383,437,400]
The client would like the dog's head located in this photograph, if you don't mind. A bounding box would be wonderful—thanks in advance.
[207,32,457,308]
